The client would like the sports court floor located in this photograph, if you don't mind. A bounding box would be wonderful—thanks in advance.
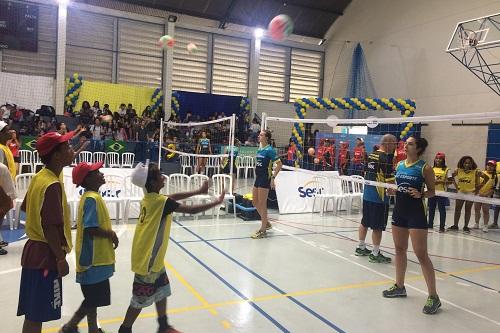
[1,178,500,333]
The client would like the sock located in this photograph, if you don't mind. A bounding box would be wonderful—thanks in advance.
[372,245,380,256]
[358,240,366,249]
[118,325,132,333]
[158,315,169,330]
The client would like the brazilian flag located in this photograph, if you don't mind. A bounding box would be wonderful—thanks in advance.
[21,136,37,151]
[105,140,125,154]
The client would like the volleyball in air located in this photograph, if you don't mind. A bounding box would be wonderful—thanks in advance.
[268,14,294,41]
[187,42,198,54]
[158,35,175,49]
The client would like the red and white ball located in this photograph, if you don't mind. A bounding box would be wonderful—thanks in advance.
[187,42,198,54]
[158,35,175,49]
[268,14,294,41]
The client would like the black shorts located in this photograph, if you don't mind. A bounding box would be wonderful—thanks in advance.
[392,201,428,229]
[81,279,111,308]
[254,175,271,189]
[361,200,389,231]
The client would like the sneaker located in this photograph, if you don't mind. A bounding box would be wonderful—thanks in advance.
[463,226,470,233]
[423,295,441,314]
[488,223,499,229]
[59,325,80,333]
[251,230,267,239]
[266,223,272,231]
[369,252,391,263]
[0,248,7,255]
[472,223,479,229]
[355,247,371,256]
[383,284,407,298]
[0,241,8,247]
[447,225,459,231]
[482,226,489,233]
[438,228,445,233]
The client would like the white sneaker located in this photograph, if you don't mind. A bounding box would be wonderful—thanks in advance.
[482,226,489,233]
[472,223,480,229]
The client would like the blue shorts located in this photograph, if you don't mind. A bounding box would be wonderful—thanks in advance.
[17,268,62,322]
[254,175,271,189]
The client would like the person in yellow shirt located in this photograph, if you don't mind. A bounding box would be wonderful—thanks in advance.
[59,161,119,333]
[117,162,224,333]
[0,121,16,180]
[491,161,500,229]
[17,131,75,333]
[473,160,497,232]
[448,156,487,233]
[428,152,453,232]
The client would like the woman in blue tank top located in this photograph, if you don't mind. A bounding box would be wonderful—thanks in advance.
[383,137,441,314]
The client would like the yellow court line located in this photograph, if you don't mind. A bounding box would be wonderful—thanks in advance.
[41,263,500,333]
[164,261,218,316]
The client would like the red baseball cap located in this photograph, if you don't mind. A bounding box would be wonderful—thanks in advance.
[36,131,75,156]
[435,152,446,158]
[487,160,496,166]
[72,161,104,186]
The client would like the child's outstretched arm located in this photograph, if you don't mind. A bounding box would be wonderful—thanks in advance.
[175,191,225,215]
[169,180,210,201]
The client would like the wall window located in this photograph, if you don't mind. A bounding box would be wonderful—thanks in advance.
[258,43,287,101]
[289,49,323,101]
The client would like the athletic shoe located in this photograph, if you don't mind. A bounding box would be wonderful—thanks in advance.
[0,248,7,255]
[447,225,459,231]
[482,226,489,233]
[97,329,110,333]
[251,230,267,239]
[0,241,8,247]
[438,228,445,233]
[266,223,272,230]
[463,226,471,233]
[382,284,407,298]
[355,247,371,256]
[369,253,391,263]
[472,223,479,229]
[488,223,499,229]
[59,325,80,333]
[423,295,441,314]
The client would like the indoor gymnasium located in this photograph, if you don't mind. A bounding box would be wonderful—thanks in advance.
[0,0,500,332]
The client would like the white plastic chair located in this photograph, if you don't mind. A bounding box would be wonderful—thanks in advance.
[78,151,93,164]
[311,176,344,216]
[235,156,245,179]
[349,175,364,211]
[32,150,44,173]
[188,174,211,219]
[244,156,256,178]
[168,173,190,193]
[101,174,125,223]
[12,173,35,229]
[123,175,144,224]
[338,175,359,214]
[180,155,193,175]
[212,174,236,219]
[63,174,81,224]
[93,152,107,166]
[206,156,221,177]
[121,152,135,168]
[18,150,33,174]
[160,175,170,196]
[106,152,120,168]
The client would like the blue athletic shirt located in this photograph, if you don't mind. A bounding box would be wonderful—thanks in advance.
[76,196,115,285]
[363,151,394,204]
[199,138,210,153]
[256,145,278,178]
[395,159,427,209]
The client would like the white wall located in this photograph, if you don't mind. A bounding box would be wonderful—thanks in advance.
[323,0,500,166]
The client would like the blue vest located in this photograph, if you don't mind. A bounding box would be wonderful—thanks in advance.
[395,160,426,194]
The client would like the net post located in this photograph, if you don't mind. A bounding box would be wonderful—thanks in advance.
[262,112,267,131]
[159,118,164,166]
[229,114,236,183]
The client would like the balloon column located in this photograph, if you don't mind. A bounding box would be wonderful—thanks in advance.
[291,97,416,166]
[65,73,83,109]
[171,91,180,118]
[150,88,164,117]
[240,97,251,125]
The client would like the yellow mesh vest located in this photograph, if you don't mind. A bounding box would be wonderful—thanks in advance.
[457,168,476,193]
[131,193,172,275]
[433,167,449,192]
[75,191,115,273]
[25,168,73,251]
[0,144,16,180]
[479,171,495,196]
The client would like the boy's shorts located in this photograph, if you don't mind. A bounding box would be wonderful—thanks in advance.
[17,268,62,322]
[81,279,111,308]
[130,268,171,309]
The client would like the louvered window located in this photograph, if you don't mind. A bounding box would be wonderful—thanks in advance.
[212,35,249,96]
[289,49,323,101]
[258,43,287,101]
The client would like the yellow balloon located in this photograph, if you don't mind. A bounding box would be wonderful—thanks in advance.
[66,100,72,106]
[402,130,407,136]
[73,73,79,79]
[408,123,414,128]
[405,110,411,116]
[75,79,81,85]
[69,93,74,98]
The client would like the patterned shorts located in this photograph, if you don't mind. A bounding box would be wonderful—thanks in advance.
[130,268,171,309]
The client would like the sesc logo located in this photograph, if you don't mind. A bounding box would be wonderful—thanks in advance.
[298,180,324,198]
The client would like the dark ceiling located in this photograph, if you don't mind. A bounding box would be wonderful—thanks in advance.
[108,0,352,39]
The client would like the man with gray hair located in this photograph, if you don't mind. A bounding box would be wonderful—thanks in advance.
[355,134,397,263]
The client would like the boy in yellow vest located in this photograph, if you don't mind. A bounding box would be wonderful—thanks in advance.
[59,161,119,333]
[17,131,75,333]
[118,162,224,333]
[0,120,16,180]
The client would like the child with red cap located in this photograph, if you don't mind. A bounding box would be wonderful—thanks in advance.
[17,131,75,333]
[59,161,119,333]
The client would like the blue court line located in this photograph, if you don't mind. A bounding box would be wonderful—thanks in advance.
[176,229,357,244]
[175,221,347,333]
[275,219,500,293]
[169,237,290,332]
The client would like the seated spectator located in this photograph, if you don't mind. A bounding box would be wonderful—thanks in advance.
[91,101,101,117]
[117,103,127,117]
[142,106,153,119]
[57,122,68,135]
[79,101,93,125]
[102,104,112,116]
[90,118,103,141]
